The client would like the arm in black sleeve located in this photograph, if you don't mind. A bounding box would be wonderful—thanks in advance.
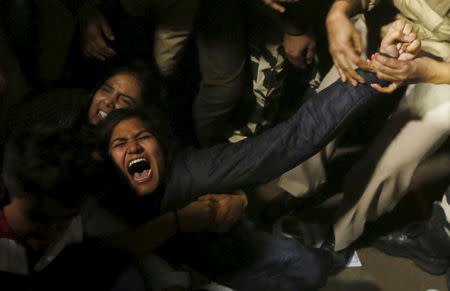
[162,70,389,210]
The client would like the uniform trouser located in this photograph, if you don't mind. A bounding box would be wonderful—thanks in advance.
[277,66,340,197]
[121,0,199,77]
[277,16,369,198]
[332,84,450,251]
[193,0,247,146]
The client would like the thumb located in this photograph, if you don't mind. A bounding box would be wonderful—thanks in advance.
[198,194,215,201]
[101,18,115,41]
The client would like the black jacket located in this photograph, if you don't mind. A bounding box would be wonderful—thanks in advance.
[161,70,388,211]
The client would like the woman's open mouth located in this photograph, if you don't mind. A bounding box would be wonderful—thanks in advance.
[127,157,152,183]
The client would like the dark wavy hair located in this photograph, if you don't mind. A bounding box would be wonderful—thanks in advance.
[92,60,161,107]
[3,122,94,209]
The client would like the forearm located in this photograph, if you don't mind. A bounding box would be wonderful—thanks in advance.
[328,0,359,19]
[330,0,377,17]
[179,70,389,198]
[96,211,177,254]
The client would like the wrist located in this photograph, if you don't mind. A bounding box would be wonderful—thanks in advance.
[327,1,353,21]
[428,59,450,84]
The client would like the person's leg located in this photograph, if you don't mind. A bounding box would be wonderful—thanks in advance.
[121,0,199,77]
[262,67,340,223]
[374,184,450,275]
[333,84,450,251]
[165,219,332,291]
[276,15,370,200]
[193,0,247,146]
[278,141,337,198]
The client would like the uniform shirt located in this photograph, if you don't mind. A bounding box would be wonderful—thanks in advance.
[340,0,450,61]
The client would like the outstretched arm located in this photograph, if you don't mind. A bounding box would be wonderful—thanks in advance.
[162,70,389,211]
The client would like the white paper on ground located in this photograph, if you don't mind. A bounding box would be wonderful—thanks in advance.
[346,251,362,267]
[313,240,362,267]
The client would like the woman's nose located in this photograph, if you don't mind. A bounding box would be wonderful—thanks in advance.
[128,140,143,154]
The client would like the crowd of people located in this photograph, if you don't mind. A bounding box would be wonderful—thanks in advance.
[0,0,449,290]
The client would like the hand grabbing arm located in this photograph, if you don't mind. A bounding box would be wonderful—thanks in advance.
[197,190,248,233]
[326,1,371,85]
[370,20,422,93]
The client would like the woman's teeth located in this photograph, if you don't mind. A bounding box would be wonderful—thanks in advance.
[98,110,108,119]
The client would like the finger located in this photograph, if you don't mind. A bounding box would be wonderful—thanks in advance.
[271,2,286,12]
[89,47,106,61]
[383,29,403,49]
[95,49,109,60]
[373,53,404,70]
[373,54,410,78]
[334,62,346,82]
[352,30,364,55]
[335,54,357,83]
[374,69,402,82]
[402,22,413,36]
[101,46,117,57]
[375,69,405,82]
[95,38,116,58]
[356,58,375,72]
[337,53,365,84]
[101,19,115,41]
[370,82,398,93]
[374,68,404,82]
[264,0,286,12]
[82,47,93,58]
[405,39,420,54]
[390,19,405,33]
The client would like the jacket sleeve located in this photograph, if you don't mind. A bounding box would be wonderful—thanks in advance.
[161,70,389,211]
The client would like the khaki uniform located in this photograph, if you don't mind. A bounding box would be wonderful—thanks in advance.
[121,0,199,76]
[278,0,450,251]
